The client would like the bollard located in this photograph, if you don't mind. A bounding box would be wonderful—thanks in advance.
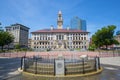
[23,56,26,71]
[94,57,97,71]
[35,58,37,74]
[54,58,55,76]
[95,56,99,71]
[21,57,23,70]
[21,56,26,71]
[98,57,101,69]
[82,58,85,74]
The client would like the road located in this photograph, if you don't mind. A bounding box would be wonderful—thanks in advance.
[0,58,21,80]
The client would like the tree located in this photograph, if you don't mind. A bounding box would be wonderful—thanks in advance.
[5,32,14,50]
[0,31,14,51]
[92,25,119,50]
[0,32,5,50]
[88,44,96,51]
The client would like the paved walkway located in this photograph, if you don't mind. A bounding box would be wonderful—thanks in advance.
[1,52,120,80]
[100,57,120,66]
[0,58,22,80]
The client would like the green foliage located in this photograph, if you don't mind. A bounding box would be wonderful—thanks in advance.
[0,31,14,50]
[92,25,119,49]
[46,48,51,51]
[75,48,81,51]
[88,44,96,51]
[21,48,27,52]
[14,44,21,49]
[14,44,21,52]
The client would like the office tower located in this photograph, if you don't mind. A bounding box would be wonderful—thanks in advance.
[70,17,87,31]
[5,23,30,48]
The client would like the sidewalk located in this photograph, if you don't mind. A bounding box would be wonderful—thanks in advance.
[100,57,120,66]
[1,70,21,79]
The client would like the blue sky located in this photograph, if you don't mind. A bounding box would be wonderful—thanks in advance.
[0,0,120,36]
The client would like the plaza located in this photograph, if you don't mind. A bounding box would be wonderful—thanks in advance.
[0,51,120,80]
[0,0,120,80]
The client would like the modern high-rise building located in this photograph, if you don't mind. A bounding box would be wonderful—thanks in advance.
[31,11,89,51]
[70,17,87,31]
[5,23,30,48]
[81,20,86,31]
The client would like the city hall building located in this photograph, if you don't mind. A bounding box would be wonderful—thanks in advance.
[31,11,89,51]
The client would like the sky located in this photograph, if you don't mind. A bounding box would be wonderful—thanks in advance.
[0,0,120,37]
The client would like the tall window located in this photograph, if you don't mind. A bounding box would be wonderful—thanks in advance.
[84,37,86,40]
[59,35,61,40]
[81,37,83,40]
[37,37,39,40]
[57,35,64,40]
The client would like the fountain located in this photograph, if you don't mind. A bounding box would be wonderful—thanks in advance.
[21,53,102,80]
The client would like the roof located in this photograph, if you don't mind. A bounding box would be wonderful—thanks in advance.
[31,29,89,33]
[5,23,30,29]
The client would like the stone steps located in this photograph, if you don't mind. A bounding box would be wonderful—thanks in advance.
[66,64,91,69]
[25,68,54,75]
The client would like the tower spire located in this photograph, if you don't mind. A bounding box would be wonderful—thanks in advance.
[57,10,63,29]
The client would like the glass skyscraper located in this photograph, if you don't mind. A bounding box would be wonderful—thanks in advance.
[70,17,87,31]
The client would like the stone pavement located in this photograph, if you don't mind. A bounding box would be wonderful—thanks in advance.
[0,58,22,80]
[100,57,120,66]
[99,57,120,80]
[2,70,22,80]
[0,53,120,80]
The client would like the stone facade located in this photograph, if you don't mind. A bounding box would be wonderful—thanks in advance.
[5,23,29,48]
[31,11,89,51]
[31,30,89,51]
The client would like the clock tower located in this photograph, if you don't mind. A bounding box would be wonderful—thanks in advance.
[57,10,63,29]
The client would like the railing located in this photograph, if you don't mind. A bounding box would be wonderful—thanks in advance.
[99,49,120,57]
[0,50,120,58]
[0,52,25,58]
[21,56,101,76]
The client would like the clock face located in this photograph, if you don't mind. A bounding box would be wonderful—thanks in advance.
[57,62,62,68]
